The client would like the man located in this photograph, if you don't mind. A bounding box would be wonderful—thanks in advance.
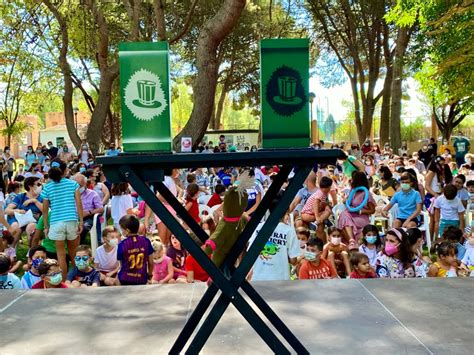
[427,137,438,158]
[418,144,432,168]
[106,143,120,156]
[47,141,59,159]
[73,174,104,244]
[453,133,471,168]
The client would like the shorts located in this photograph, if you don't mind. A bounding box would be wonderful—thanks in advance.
[48,221,78,241]
[396,217,420,227]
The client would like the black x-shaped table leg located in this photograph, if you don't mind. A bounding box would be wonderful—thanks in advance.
[120,164,311,354]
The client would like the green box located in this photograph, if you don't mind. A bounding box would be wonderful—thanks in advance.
[260,39,310,148]
[119,42,172,152]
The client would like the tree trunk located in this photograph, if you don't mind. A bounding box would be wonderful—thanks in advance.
[213,83,229,130]
[389,27,410,150]
[379,65,393,146]
[154,0,167,41]
[172,0,247,151]
[7,131,12,147]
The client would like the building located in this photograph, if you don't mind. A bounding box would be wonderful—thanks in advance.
[0,115,40,157]
[203,129,259,149]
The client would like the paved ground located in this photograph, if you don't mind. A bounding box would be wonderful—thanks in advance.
[0,278,473,354]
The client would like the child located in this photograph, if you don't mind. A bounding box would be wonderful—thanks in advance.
[382,172,422,228]
[428,241,458,277]
[443,226,466,260]
[298,238,337,280]
[0,252,21,289]
[207,184,225,208]
[200,215,216,236]
[322,227,351,277]
[110,182,136,233]
[94,226,120,286]
[117,215,154,285]
[433,184,465,238]
[185,183,200,224]
[166,235,188,282]
[349,252,376,278]
[300,176,333,240]
[21,246,47,289]
[66,245,100,287]
[151,240,174,284]
[359,225,382,267]
[0,230,22,273]
[460,232,474,277]
[185,244,211,283]
[32,258,68,288]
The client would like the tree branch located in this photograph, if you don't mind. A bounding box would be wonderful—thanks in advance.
[169,0,199,45]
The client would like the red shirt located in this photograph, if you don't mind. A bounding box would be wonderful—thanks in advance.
[349,270,376,279]
[207,193,222,208]
[32,281,68,289]
[185,254,210,282]
[187,198,200,223]
[298,259,337,279]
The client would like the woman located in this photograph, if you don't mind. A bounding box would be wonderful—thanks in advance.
[2,146,16,182]
[42,158,83,280]
[376,166,399,199]
[24,145,37,171]
[5,177,44,246]
[337,172,376,250]
[58,144,73,163]
[79,143,93,165]
[349,143,362,160]
[24,162,44,180]
[338,152,365,180]
[375,228,414,278]
[85,169,110,206]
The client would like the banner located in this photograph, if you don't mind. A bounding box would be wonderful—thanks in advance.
[119,42,172,152]
[260,39,310,148]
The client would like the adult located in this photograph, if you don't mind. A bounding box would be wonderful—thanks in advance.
[85,169,110,206]
[382,143,393,157]
[5,177,44,246]
[337,172,375,250]
[375,228,413,278]
[79,143,93,165]
[439,138,455,156]
[427,137,438,158]
[418,144,433,169]
[35,147,46,166]
[47,141,59,159]
[410,152,426,175]
[2,146,16,182]
[41,158,84,280]
[24,145,37,170]
[338,152,365,180]
[375,166,399,199]
[24,163,44,180]
[72,174,104,244]
[362,138,372,155]
[453,133,470,168]
[398,140,409,156]
[105,143,120,157]
[349,143,362,160]
[58,144,73,163]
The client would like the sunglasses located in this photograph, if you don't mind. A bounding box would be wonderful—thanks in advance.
[46,271,62,277]
[74,255,90,262]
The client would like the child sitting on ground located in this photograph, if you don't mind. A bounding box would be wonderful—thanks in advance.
[94,226,120,286]
[66,245,101,287]
[298,238,337,280]
[443,226,466,260]
[300,176,333,241]
[0,230,22,273]
[428,241,458,277]
[166,235,188,283]
[185,183,201,225]
[21,246,47,289]
[349,252,376,279]
[32,258,68,288]
[358,225,382,267]
[322,227,352,277]
[0,252,21,289]
[207,184,225,208]
[151,240,174,284]
[433,184,465,238]
[117,215,154,286]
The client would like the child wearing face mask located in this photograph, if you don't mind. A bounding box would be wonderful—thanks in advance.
[349,252,376,279]
[94,226,120,286]
[66,245,100,287]
[322,227,351,277]
[428,241,458,277]
[359,225,382,267]
[21,246,47,289]
[375,228,413,278]
[32,258,68,288]
[151,240,174,284]
[298,238,337,280]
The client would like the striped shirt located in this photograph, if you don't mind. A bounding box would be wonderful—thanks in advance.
[117,235,154,285]
[41,178,79,224]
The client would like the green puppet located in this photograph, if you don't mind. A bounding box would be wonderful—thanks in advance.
[203,172,254,268]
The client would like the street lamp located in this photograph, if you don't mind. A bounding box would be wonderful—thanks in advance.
[73,107,79,131]
[309,92,317,143]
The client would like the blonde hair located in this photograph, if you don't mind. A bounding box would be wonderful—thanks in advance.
[152,240,164,252]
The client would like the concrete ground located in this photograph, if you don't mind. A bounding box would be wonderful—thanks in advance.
[0,278,473,354]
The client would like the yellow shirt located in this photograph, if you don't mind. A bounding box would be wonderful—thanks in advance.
[439,144,454,155]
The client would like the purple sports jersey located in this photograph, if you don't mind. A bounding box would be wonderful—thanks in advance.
[117,235,154,285]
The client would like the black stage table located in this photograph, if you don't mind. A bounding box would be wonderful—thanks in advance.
[97,148,344,354]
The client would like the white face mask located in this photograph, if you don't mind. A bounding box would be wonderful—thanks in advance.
[35,186,42,194]
[108,238,118,247]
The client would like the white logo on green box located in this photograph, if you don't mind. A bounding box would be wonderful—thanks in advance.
[124,69,167,121]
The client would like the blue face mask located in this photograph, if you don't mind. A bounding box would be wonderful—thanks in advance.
[32,258,43,269]
[48,272,63,285]
[79,167,86,173]
[366,236,377,244]
[76,260,89,270]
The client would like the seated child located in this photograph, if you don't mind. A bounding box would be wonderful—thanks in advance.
[117,215,154,286]
[0,230,22,273]
[298,238,337,280]
[428,241,458,277]
[94,226,120,286]
[207,184,225,208]
[32,258,68,288]
[0,252,21,289]
[433,184,465,238]
[349,252,376,278]
[460,231,474,277]
[359,225,382,267]
[185,250,210,283]
[322,227,351,277]
[300,176,333,240]
[166,235,187,283]
[151,240,174,284]
[66,245,101,287]
[185,183,200,224]
[21,246,47,289]
[200,216,216,236]
[443,226,466,260]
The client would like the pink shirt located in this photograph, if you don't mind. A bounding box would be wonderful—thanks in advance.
[301,190,328,215]
[152,255,172,282]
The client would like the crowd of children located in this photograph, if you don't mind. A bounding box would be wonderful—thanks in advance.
[1,137,474,290]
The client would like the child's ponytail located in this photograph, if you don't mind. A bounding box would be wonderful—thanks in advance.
[49,158,67,183]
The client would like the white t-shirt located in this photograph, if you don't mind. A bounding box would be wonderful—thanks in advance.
[163,176,177,200]
[359,244,378,267]
[94,245,119,272]
[111,194,133,225]
[433,195,465,220]
[248,222,300,281]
